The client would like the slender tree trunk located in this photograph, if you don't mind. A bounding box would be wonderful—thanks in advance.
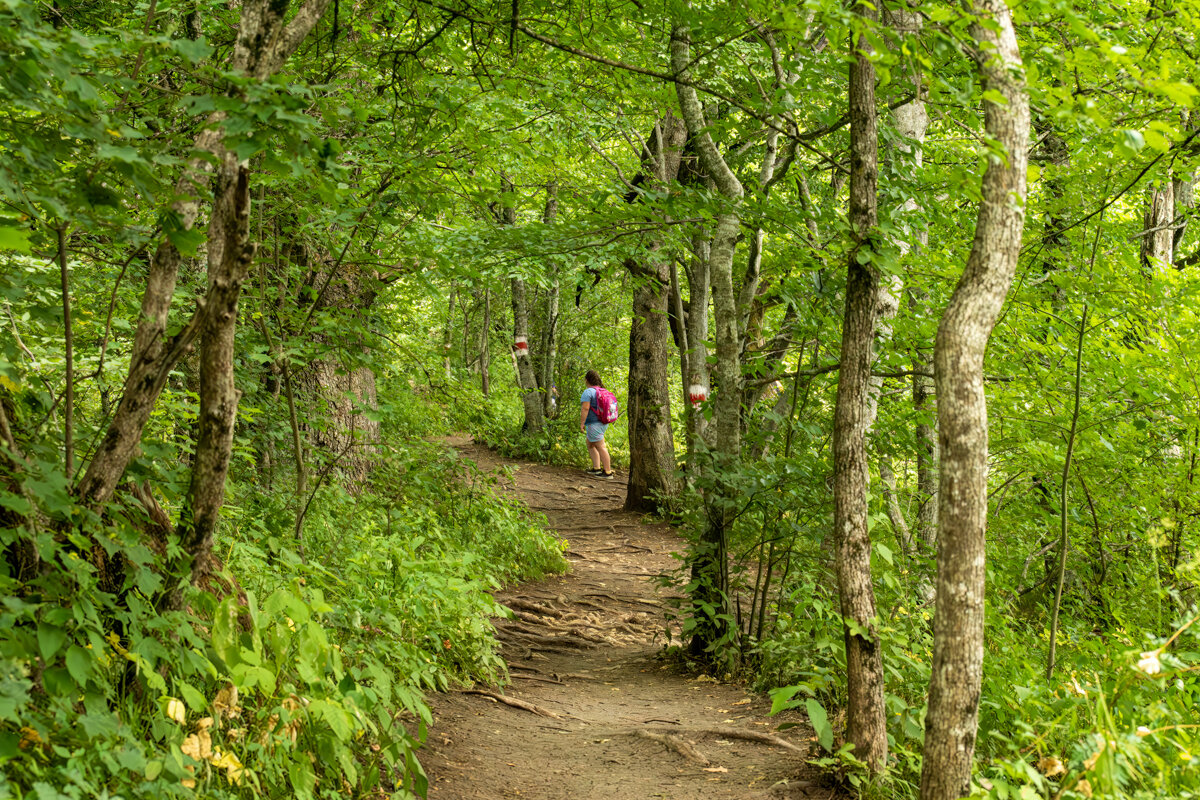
[1141,181,1175,271]
[57,225,74,478]
[1047,307,1086,678]
[443,284,456,381]
[672,22,745,662]
[920,1,1030,796]
[499,176,545,433]
[175,164,254,594]
[683,231,711,473]
[832,0,887,770]
[873,7,930,547]
[540,184,560,417]
[481,287,491,397]
[626,115,686,512]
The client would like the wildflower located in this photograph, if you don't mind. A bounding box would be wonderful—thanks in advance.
[1136,726,1153,737]
[1136,650,1162,675]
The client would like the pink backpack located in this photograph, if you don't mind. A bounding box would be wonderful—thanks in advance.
[592,387,619,423]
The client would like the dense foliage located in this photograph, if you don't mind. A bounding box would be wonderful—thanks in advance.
[2,0,1200,797]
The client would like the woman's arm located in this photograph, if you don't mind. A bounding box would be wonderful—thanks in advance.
[580,401,590,432]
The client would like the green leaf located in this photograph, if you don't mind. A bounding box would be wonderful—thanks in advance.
[42,667,73,696]
[37,622,68,660]
[171,36,214,64]
[290,759,316,800]
[0,226,31,253]
[65,645,92,686]
[805,698,834,752]
[177,680,206,711]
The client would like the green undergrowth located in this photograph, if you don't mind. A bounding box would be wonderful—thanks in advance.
[756,553,1200,800]
[0,382,567,799]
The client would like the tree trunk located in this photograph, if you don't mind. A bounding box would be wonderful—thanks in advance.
[1141,181,1175,271]
[481,287,491,397]
[443,284,456,381]
[684,229,711,474]
[832,0,887,772]
[500,176,545,434]
[175,163,254,594]
[920,1,1030,796]
[672,22,745,663]
[626,115,687,512]
[540,184,560,417]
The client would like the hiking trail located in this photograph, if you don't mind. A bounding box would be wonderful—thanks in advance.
[420,437,829,800]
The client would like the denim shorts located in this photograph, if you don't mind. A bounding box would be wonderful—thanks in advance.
[586,421,608,443]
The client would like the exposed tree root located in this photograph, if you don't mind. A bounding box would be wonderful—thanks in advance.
[645,725,807,756]
[511,673,566,686]
[461,689,565,719]
[503,598,565,618]
[633,731,711,766]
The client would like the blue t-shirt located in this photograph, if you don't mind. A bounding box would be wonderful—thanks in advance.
[581,387,600,424]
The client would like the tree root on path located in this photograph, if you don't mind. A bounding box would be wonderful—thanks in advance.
[644,725,807,756]
[460,689,566,719]
[502,598,565,618]
[510,673,566,686]
[583,592,664,610]
[633,731,711,766]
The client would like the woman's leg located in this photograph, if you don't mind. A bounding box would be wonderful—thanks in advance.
[587,440,601,469]
[598,439,611,472]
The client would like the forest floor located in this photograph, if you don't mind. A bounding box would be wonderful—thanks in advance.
[418,437,831,800]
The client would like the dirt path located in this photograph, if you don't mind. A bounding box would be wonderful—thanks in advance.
[419,438,827,800]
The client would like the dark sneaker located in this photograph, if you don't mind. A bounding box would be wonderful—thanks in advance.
[601,471,615,479]
[586,468,604,476]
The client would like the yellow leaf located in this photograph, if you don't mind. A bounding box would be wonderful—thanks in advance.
[210,747,245,785]
[214,684,241,720]
[1037,756,1065,777]
[181,730,212,761]
[166,698,187,726]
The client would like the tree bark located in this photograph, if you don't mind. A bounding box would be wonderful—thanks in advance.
[672,22,745,662]
[175,164,254,594]
[500,176,545,434]
[626,115,687,512]
[1141,181,1175,271]
[920,1,1030,796]
[539,184,560,417]
[443,283,456,381]
[832,0,887,771]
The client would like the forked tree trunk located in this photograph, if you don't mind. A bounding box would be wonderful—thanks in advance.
[920,1,1030,796]
[74,0,331,526]
[832,0,887,771]
[672,23,745,662]
[626,115,686,512]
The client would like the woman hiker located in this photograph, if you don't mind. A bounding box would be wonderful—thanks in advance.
[580,370,614,479]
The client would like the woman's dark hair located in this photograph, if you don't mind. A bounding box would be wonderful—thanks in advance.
[585,369,603,387]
